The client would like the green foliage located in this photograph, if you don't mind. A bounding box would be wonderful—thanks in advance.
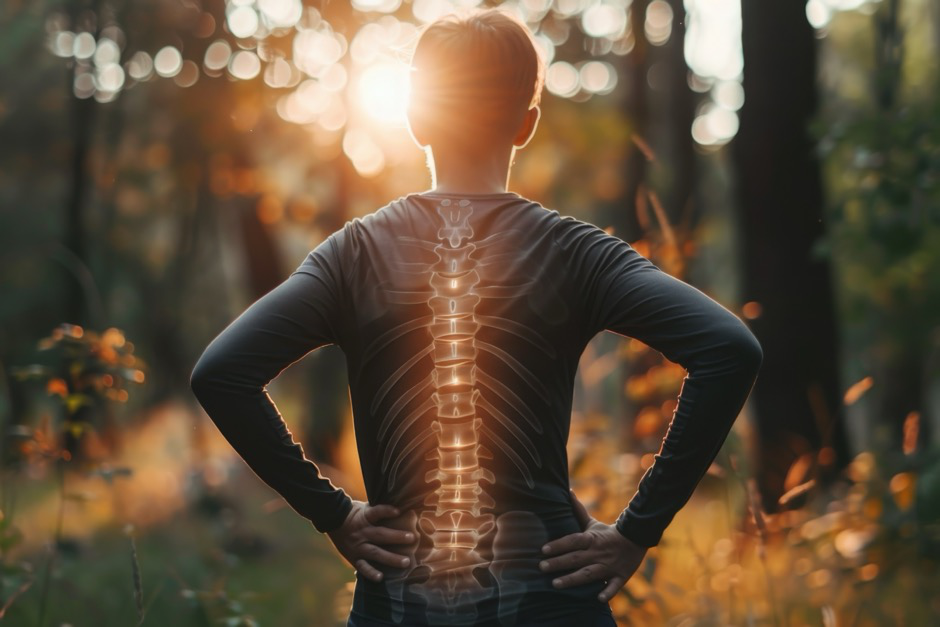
[818,99,940,333]
[813,0,940,435]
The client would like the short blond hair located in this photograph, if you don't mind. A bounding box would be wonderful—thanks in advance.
[408,8,545,142]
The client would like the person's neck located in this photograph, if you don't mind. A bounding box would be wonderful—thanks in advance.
[428,144,513,195]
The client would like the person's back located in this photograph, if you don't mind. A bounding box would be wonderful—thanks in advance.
[320,190,621,624]
[190,7,763,627]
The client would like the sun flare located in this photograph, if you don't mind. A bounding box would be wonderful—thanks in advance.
[356,61,412,125]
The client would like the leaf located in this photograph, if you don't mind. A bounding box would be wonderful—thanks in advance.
[65,394,93,415]
[778,479,816,509]
[843,376,874,405]
[67,421,94,438]
[45,378,69,397]
[783,452,815,492]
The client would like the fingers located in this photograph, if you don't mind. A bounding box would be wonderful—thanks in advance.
[597,576,626,602]
[363,526,415,545]
[569,489,592,530]
[361,543,412,569]
[355,559,384,583]
[541,531,592,556]
[551,564,606,589]
[364,504,400,525]
[539,549,591,573]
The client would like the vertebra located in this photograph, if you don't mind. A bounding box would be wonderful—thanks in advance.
[411,199,497,623]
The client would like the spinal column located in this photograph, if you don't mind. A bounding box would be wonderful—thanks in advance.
[413,199,497,623]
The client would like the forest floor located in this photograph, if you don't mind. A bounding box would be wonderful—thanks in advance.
[2,399,937,626]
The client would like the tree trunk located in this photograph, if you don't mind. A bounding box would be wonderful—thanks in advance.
[64,1,99,328]
[734,0,851,512]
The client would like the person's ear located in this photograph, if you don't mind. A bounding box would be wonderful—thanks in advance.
[513,106,540,148]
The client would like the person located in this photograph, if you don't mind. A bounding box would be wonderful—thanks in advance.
[189,8,763,627]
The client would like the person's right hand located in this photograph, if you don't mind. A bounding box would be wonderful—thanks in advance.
[325,500,415,582]
[539,490,649,602]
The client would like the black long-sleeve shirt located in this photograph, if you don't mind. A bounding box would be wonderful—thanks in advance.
[190,190,762,625]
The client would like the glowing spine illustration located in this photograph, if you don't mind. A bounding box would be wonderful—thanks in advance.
[413,199,497,622]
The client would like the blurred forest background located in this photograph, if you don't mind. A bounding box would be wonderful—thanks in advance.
[1,0,938,624]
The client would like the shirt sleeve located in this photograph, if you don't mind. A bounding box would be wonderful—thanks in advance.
[563,220,763,547]
[189,231,354,533]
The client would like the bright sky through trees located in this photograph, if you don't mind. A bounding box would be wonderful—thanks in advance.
[45,0,880,176]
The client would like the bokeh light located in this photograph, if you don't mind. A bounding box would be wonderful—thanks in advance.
[685,0,742,81]
[320,63,348,92]
[806,0,833,29]
[73,32,96,59]
[293,28,346,77]
[580,2,627,39]
[95,62,125,92]
[413,0,479,23]
[50,30,74,57]
[174,60,200,87]
[73,70,95,99]
[691,103,739,147]
[713,79,744,111]
[204,40,232,72]
[94,38,121,66]
[126,51,153,81]
[40,0,798,164]
[229,50,261,80]
[227,5,260,39]
[264,57,296,88]
[532,33,557,66]
[546,61,580,98]
[153,46,183,78]
[258,0,303,29]
[353,0,403,13]
[645,0,673,46]
[579,60,617,94]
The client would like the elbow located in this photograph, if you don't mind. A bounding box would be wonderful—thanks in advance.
[189,360,208,400]
[730,321,763,378]
[189,350,220,399]
[189,345,260,401]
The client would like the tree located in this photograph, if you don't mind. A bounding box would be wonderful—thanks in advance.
[734,0,852,511]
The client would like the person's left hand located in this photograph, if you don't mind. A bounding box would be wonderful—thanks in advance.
[539,490,649,602]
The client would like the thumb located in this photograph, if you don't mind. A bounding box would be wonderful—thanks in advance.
[569,489,593,530]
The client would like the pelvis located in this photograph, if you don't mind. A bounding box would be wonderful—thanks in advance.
[381,510,550,626]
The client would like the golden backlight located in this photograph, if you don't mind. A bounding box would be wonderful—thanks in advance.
[355,61,412,126]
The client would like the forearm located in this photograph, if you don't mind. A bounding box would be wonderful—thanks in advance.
[589,251,763,548]
[189,270,354,534]
[190,369,353,533]
[614,322,762,547]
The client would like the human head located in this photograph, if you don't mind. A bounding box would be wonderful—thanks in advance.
[406,8,545,153]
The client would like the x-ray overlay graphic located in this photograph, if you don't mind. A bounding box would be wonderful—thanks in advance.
[358,198,569,625]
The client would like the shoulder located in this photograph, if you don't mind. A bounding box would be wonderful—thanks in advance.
[295,194,424,278]
[339,194,415,240]
[538,205,619,253]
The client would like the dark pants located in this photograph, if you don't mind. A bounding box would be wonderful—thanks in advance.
[346,609,618,627]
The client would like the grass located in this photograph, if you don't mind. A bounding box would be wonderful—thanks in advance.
[3,461,354,626]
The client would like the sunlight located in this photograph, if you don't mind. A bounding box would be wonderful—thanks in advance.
[355,61,412,126]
